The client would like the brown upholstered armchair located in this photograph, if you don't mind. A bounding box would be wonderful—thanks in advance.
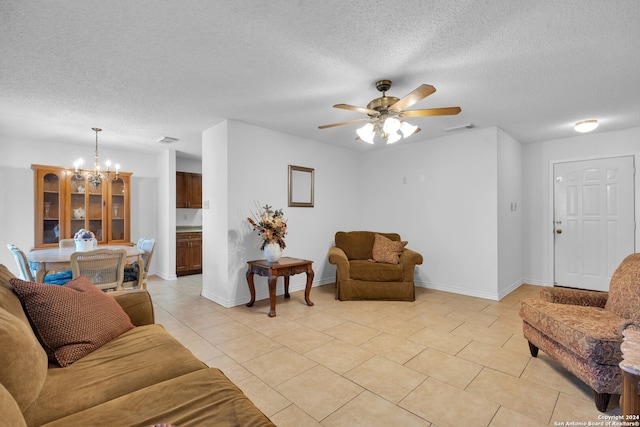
[328,231,423,301]
[519,253,640,412]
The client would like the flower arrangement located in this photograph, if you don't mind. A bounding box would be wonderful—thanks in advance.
[74,229,95,241]
[247,203,287,250]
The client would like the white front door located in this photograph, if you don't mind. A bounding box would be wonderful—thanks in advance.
[554,156,635,291]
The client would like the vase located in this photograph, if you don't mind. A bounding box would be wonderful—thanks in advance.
[74,239,94,252]
[263,242,282,263]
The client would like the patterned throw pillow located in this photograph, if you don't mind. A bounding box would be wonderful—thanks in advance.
[370,233,407,264]
[9,276,134,367]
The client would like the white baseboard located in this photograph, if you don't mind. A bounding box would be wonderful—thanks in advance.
[522,278,552,287]
[202,276,335,308]
[415,280,501,301]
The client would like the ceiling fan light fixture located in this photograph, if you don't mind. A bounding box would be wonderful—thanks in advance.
[574,119,598,133]
[382,116,401,134]
[400,121,418,138]
[356,122,375,144]
[386,132,401,144]
[319,80,461,146]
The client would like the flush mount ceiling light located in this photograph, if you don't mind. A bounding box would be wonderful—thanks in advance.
[574,119,598,133]
[319,80,461,145]
[73,128,120,189]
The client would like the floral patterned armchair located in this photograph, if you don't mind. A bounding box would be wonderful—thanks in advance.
[519,253,640,412]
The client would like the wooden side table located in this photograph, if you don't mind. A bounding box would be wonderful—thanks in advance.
[621,328,640,416]
[246,257,314,317]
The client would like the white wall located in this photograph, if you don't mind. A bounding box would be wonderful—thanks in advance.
[0,137,167,278]
[176,158,202,174]
[497,128,523,297]
[522,126,640,286]
[201,121,230,304]
[359,127,503,299]
[201,120,362,307]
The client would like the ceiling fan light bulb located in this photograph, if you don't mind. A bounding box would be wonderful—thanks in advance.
[574,119,598,133]
[357,123,375,143]
[400,121,418,138]
[383,117,401,134]
[387,132,401,144]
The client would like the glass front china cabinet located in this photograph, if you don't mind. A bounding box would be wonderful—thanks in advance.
[32,164,131,249]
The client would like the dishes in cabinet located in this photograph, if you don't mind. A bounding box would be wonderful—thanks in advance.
[73,207,85,219]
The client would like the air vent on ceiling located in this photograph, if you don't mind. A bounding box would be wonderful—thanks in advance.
[158,136,179,144]
[444,123,477,132]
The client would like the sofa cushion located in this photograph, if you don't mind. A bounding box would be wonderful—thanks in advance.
[40,368,274,427]
[520,298,624,365]
[349,260,404,282]
[604,253,640,320]
[0,309,48,413]
[24,324,209,427]
[335,231,401,260]
[10,276,134,367]
[0,264,16,285]
[0,382,26,427]
[371,233,407,264]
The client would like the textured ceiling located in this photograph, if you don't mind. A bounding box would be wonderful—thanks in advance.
[1,1,639,159]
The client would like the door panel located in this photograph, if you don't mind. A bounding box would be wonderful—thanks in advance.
[554,156,635,291]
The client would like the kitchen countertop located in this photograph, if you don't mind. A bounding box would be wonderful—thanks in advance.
[176,226,202,233]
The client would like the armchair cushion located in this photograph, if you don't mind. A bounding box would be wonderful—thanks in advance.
[604,253,640,320]
[350,260,404,282]
[520,298,624,364]
[371,233,407,264]
[10,276,134,367]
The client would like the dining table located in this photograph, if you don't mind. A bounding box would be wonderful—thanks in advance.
[26,245,144,283]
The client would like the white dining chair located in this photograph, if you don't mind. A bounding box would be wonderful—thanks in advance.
[123,238,155,290]
[59,239,75,248]
[70,248,127,291]
[7,244,35,281]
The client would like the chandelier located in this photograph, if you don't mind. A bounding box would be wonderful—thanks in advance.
[74,127,120,188]
[356,115,419,144]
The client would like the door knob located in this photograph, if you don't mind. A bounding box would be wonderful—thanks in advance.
[556,229,563,234]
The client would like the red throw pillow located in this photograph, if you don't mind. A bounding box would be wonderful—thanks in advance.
[10,276,134,367]
[371,233,407,264]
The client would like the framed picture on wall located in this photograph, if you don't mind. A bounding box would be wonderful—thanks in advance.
[288,165,314,207]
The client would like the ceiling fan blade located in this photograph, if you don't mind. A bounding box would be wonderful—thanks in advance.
[390,84,436,112]
[334,104,379,116]
[318,118,370,129]
[402,107,461,117]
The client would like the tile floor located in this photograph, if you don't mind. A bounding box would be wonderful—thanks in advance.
[146,275,622,427]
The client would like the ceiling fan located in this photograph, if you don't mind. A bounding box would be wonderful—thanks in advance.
[319,79,461,144]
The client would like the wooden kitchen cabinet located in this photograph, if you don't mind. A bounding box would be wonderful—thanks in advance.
[176,172,202,208]
[33,164,132,249]
[176,232,202,276]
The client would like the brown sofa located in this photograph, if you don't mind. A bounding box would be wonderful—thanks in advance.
[519,253,640,412]
[328,231,423,301]
[0,264,274,427]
